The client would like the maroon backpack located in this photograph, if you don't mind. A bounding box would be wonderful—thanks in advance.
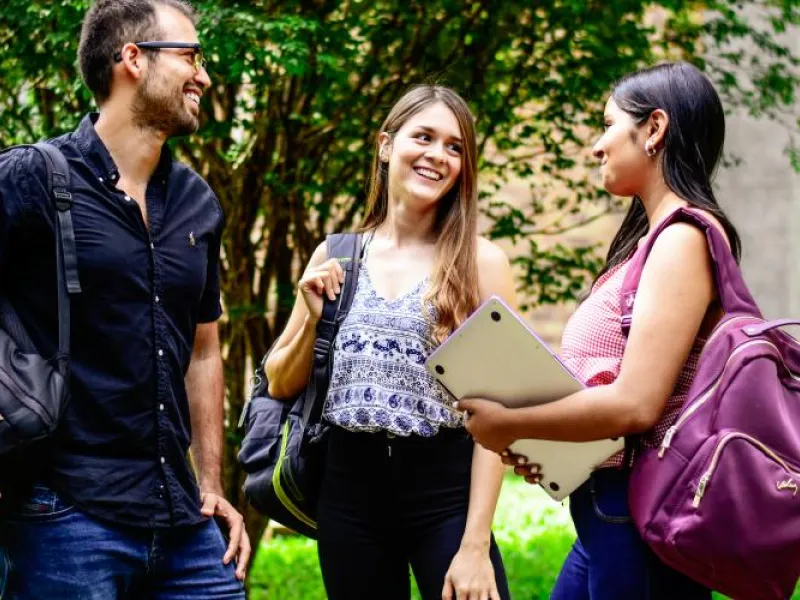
[621,208,800,600]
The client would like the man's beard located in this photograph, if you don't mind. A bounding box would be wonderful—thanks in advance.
[131,70,198,138]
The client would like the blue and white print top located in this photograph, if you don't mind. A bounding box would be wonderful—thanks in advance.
[323,258,463,437]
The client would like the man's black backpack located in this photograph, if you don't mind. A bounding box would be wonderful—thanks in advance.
[237,233,362,538]
[0,142,81,455]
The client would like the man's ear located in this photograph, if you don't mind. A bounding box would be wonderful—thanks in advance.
[116,42,146,81]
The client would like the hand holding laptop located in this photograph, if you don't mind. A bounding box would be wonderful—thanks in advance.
[455,397,544,484]
[454,397,518,454]
[426,296,623,501]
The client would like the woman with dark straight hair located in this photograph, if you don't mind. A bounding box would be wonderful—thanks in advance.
[597,61,741,280]
[458,62,735,598]
[266,85,513,600]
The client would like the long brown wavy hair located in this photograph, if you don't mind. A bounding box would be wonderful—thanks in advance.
[359,85,480,345]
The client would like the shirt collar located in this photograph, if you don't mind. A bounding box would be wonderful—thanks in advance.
[75,113,174,185]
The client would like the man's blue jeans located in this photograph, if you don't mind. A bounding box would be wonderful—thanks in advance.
[0,484,245,600]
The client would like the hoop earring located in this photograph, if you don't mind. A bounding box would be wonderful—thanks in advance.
[645,141,657,157]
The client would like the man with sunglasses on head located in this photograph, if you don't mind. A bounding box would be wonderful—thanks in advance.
[0,1,249,598]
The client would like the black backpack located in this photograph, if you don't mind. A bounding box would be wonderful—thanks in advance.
[238,233,362,538]
[0,142,81,455]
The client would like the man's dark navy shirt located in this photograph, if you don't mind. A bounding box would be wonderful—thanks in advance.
[0,114,224,528]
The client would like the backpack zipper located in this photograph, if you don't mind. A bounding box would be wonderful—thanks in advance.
[272,419,317,531]
[282,452,304,501]
[658,317,760,457]
[692,432,800,508]
[0,369,57,426]
[659,340,800,458]
[701,315,760,350]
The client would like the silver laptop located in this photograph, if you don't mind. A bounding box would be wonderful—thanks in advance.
[426,296,623,501]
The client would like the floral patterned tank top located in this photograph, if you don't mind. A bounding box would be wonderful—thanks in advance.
[322,256,462,437]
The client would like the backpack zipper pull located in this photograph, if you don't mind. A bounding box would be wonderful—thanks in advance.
[692,474,710,508]
[659,426,677,458]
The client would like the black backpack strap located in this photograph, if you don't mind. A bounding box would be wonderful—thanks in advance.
[31,143,82,366]
[325,232,365,326]
[302,232,364,434]
[0,143,82,367]
[32,143,81,292]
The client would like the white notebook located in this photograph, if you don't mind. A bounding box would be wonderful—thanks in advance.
[426,296,623,501]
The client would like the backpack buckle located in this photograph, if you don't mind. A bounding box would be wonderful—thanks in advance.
[313,338,331,355]
[53,189,72,211]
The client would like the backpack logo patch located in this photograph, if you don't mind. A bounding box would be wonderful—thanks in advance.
[777,479,798,496]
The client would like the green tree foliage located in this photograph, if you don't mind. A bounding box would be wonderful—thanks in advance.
[2,0,798,571]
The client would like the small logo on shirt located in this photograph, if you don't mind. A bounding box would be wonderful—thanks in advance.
[188,232,196,247]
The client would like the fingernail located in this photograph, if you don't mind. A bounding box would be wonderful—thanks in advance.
[516,456,526,465]
[501,450,508,457]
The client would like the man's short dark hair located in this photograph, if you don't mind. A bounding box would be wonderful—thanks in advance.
[78,0,196,104]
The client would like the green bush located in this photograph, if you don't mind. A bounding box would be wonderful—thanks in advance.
[249,474,800,599]
[249,536,323,600]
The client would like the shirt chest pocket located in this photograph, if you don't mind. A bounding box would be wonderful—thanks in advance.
[159,228,212,306]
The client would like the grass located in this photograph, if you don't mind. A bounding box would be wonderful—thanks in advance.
[249,474,572,599]
[249,473,799,599]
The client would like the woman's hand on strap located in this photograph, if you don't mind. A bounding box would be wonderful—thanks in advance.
[266,242,338,398]
[297,258,345,323]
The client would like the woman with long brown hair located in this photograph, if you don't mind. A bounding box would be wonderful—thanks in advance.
[265,85,514,599]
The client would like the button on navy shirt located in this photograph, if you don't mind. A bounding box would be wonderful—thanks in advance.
[0,114,224,528]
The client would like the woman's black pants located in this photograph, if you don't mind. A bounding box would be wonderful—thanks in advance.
[317,426,511,600]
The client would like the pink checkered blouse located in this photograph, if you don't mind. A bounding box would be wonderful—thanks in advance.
[560,257,705,468]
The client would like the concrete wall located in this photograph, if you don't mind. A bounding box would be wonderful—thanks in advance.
[715,116,800,318]
[714,30,800,318]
